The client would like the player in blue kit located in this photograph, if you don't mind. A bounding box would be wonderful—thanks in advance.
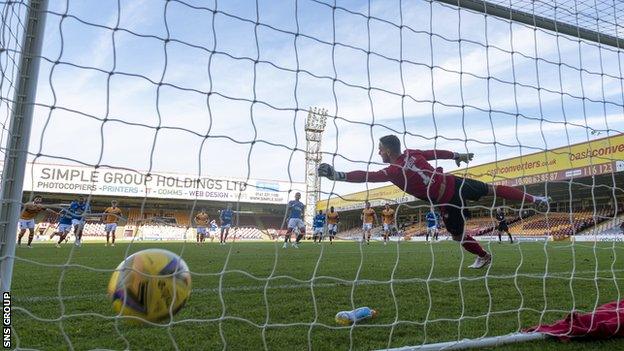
[425,210,440,243]
[49,209,74,248]
[220,203,234,245]
[283,192,305,248]
[312,210,326,244]
[69,196,90,247]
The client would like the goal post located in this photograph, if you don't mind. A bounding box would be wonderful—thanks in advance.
[0,0,49,292]
[379,332,547,351]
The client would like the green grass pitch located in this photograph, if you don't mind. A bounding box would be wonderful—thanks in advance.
[9,240,624,350]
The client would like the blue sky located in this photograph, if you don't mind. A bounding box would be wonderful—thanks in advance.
[2,0,623,198]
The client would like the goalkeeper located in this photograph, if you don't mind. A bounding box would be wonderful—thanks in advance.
[318,135,550,269]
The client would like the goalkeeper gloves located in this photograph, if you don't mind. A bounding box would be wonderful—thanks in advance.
[318,163,346,181]
[454,153,474,167]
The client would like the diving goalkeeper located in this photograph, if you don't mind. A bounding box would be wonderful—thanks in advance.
[318,135,549,269]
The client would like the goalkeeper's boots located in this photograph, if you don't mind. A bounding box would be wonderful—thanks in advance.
[468,253,491,269]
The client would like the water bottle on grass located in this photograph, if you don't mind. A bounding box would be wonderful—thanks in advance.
[335,307,378,325]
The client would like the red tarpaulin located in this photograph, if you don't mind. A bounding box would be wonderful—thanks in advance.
[525,299,624,341]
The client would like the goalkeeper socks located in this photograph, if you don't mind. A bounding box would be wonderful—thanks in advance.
[461,235,487,257]
[27,233,34,246]
[494,185,534,203]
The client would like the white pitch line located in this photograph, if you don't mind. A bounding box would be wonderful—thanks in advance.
[13,268,624,304]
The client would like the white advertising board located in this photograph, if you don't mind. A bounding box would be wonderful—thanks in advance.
[22,163,305,205]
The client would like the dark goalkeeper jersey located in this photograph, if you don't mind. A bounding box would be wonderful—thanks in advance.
[496,212,506,223]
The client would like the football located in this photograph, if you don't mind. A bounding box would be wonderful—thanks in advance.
[107,249,192,323]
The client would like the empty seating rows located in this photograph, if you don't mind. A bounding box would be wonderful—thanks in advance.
[336,226,388,240]
[34,221,268,241]
[139,224,189,240]
[403,223,427,236]
[405,215,519,237]
[508,209,616,237]
[137,225,266,240]
[83,223,106,236]
[173,212,192,226]
[335,210,617,238]
[234,227,264,240]
[32,208,624,240]
[587,212,624,235]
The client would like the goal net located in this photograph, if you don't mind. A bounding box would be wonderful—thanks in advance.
[0,0,28,174]
[1,0,623,350]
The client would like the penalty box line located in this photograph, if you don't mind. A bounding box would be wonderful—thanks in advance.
[13,268,624,303]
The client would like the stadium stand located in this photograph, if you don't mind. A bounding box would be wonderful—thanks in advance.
[83,222,105,236]
[389,209,621,238]
[507,209,620,237]
[585,212,624,235]
[35,202,623,242]
[403,222,427,237]
[234,227,265,240]
[399,213,523,238]
[139,224,189,241]
[332,207,619,240]
[337,226,386,240]
[174,212,192,226]
[127,208,144,223]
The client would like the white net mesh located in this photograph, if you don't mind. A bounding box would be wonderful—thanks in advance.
[486,0,624,38]
[0,0,28,168]
[1,0,624,350]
